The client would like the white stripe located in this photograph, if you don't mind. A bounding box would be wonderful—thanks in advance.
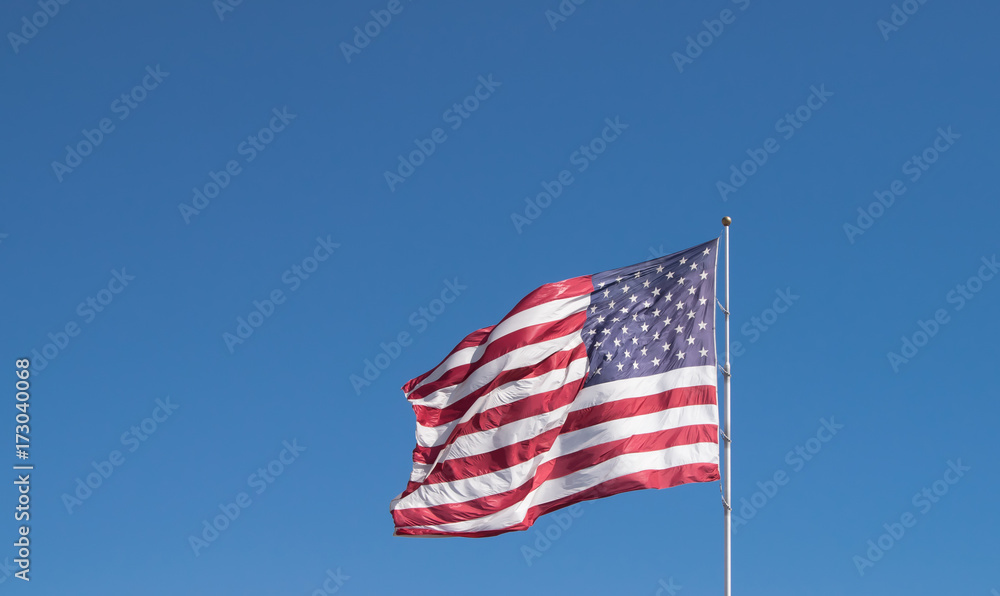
[414,355,588,449]
[414,332,585,411]
[395,402,717,510]
[407,351,587,485]
[399,442,719,533]
[407,293,590,401]
[570,365,716,412]
[415,363,715,451]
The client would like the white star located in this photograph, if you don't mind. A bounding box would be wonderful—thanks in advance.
[598,282,606,288]
[690,262,698,270]
[652,357,660,366]
[612,317,620,323]
[666,271,674,279]
[652,288,661,297]
[624,350,631,359]
[605,352,612,360]
[641,347,648,356]
[686,335,696,345]
[640,323,649,332]
[629,294,638,303]
[632,361,639,370]
[603,289,611,298]
[703,247,711,255]
[620,307,629,314]
[687,310,696,319]
[617,362,624,371]
[609,300,616,309]
[653,331,660,340]
[595,367,602,375]
[631,337,638,345]
[588,329,597,336]
[597,315,605,323]
[602,328,611,335]
[699,271,708,280]
[676,351,685,360]
[652,309,661,317]
[688,287,697,295]
[698,322,707,330]
[699,297,707,305]
[665,292,673,302]
[633,272,641,279]
[642,280,650,288]
[616,276,623,283]
[614,338,622,347]
[676,301,685,310]
[662,317,672,326]
[677,277,686,285]
[675,325,684,333]
[643,301,651,308]
[595,340,603,347]
[590,305,598,313]
[632,313,639,321]
[622,284,631,293]
[661,342,671,351]
[699,348,709,358]
[656,265,664,273]
[622,326,630,335]
[679,257,687,265]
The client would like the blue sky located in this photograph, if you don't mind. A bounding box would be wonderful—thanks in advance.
[2,0,998,593]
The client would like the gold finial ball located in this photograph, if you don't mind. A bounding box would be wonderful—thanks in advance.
[721,216,732,226]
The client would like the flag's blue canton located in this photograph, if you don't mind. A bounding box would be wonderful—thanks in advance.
[581,239,718,387]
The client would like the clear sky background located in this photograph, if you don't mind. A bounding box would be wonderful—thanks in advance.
[1,0,998,594]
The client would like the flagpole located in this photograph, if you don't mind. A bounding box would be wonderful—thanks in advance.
[721,216,732,596]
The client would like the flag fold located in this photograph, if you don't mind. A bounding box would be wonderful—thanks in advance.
[392,239,721,537]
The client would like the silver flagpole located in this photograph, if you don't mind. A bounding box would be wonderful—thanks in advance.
[721,216,732,596]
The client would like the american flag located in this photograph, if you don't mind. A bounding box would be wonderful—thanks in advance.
[391,239,721,537]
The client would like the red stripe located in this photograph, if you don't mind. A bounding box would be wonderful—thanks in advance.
[422,385,580,485]
[422,384,715,486]
[502,275,593,320]
[404,275,591,400]
[391,423,718,528]
[402,373,587,500]
[411,344,588,429]
[403,326,495,395]
[406,311,588,402]
[562,384,717,434]
[394,461,720,537]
